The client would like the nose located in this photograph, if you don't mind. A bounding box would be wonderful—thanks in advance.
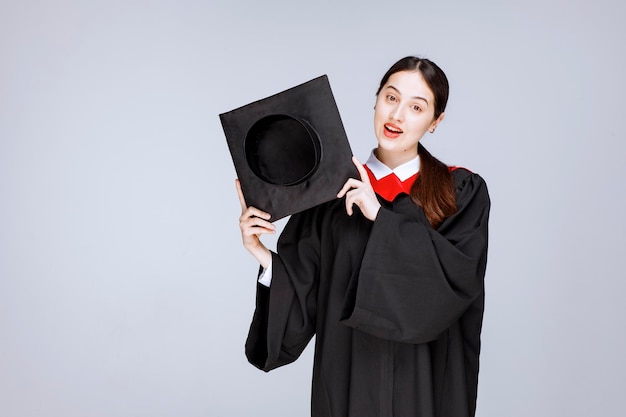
[390,104,404,122]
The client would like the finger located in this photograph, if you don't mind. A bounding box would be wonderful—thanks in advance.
[242,222,275,236]
[236,180,273,220]
[240,206,272,222]
[352,156,371,185]
[248,215,275,231]
[337,178,361,198]
[336,181,350,199]
[235,179,247,211]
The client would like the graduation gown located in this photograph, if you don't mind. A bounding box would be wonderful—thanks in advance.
[245,168,490,417]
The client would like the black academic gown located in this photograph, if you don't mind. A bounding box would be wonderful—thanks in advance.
[246,168,490,417]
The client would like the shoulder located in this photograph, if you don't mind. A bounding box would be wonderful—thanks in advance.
[448,167,490,209]
[449,166,487,189]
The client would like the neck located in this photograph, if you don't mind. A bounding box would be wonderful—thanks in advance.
[374,147,418,170]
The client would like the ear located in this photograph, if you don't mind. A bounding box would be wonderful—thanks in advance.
[429,112,445,133]
[431,112,445,129]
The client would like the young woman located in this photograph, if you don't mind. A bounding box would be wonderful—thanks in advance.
[236,56,490,417]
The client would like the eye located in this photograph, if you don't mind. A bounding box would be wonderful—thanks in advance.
[386,94,397,102]
[411,104,421,112]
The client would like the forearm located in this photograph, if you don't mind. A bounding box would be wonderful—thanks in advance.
[246,242,272,269]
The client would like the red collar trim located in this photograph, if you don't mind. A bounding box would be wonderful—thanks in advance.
[364,165,465,201]
[364,165,418,202]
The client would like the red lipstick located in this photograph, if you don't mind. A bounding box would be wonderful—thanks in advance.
[383,123,402,139]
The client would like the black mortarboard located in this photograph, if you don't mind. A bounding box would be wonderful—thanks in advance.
[220,75,357,221]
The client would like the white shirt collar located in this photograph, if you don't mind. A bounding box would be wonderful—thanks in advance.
[364,149,420,181]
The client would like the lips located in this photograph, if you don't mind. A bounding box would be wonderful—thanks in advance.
[383,123,403,139]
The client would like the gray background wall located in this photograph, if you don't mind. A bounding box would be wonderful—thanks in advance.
[1,0,624,416]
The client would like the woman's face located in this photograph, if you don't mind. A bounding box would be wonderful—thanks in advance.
[374,70,444,167]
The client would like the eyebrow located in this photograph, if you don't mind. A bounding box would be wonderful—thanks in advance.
[386,85,429,105]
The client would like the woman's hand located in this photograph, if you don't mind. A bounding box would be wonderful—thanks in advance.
[236,179,273,268]
[337,156,381,221]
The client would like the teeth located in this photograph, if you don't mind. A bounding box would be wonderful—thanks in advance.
[386,125,401,133]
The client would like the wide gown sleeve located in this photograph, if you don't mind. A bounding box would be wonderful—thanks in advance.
[245,207,321,372]
[340,170,490,344]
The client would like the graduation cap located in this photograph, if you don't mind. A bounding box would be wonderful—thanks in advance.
[220,75,357,221]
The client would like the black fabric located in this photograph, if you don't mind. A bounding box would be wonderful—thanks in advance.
[245,115,321,186]
[220,75,358,221]
[245,168,490,417]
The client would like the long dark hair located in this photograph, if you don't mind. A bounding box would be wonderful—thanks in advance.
[376,56,457,228]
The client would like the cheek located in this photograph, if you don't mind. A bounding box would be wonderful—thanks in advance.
[408,115,434,132]
[373,105,385,124]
